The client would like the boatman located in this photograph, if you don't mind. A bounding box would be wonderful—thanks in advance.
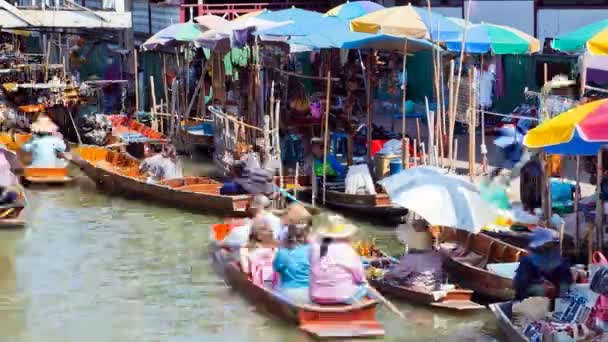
[21,114,67,168]
[305,137,346,182]
[513,228,572,300]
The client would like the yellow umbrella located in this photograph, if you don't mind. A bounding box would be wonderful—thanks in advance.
[2,29,31,37]
[350,4,462,40]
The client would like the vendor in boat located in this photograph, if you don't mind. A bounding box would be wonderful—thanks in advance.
[513,228,573,301]
[309,215,368,304]
[519,153,543,214]
[139,144,182,183]
[0,145,20,205]
[239,216,279,285]
[21,114,67,168]
[273,223,311,304]
[304,137,346,181]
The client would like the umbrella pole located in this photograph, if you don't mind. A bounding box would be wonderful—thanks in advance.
[448,59,455,169]
[401,40,408,169]
[575,156,581,255]
[322,71,332,206]
[595,148,604,253]
[580,54,587,99]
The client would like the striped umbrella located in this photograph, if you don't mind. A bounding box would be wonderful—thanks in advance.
[552,19,608,55]
[523,99,608,156]
[444,20,540,54]
[349,4,462,41]
[325,1,384,20]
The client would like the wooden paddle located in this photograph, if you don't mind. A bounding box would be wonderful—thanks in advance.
[365,283,406,320]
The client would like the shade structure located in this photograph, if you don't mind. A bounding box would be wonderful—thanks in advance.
[350,4,462,41]
[141,21,205,51]
[194,14,229,29]
[552,19,608,55]
[258,8,434,52]
[444,21,540,54]
[379,166,497,233]
[523,99,608,156]
[194,16,292,50]
[325,1,384,20]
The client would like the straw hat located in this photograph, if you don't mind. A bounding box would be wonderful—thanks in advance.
[316,215,358,239]
[30,114,58,134]
[282,203,312,225]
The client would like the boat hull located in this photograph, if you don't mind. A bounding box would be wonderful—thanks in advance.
[489,302,527,342]
[71,146,250,217]
[0,205,25,229]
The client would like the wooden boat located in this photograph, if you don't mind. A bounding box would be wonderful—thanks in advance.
[0,132,31,152]
[298,185,407,222]
[71,146,250,216]
[107,115,168,145]
[22,166,73,185]
[365,252,485,312]
[438,227,528,301]
[180,119,214,151]
[0,193,26,229]
[209,224,384,338]
[483,229,575,256]
[489,302,527,342]
[220,252,384,338]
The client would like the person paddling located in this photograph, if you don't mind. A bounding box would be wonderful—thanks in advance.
[513,228,573,300]
[309,215,367,304]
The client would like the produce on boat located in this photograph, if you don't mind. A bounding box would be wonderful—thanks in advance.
[0,191,25,229]
[71,146,250,216]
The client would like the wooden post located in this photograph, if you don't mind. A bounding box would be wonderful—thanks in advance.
[595,148,604,252]
[150,76,158,131]
[134,49,139,112]
[401,40,408,169]
[448,59,455,168]
[468,69,474,180]
[322,71,332,205]
[162,54,169,112]
[295,162,299,199]
[580,54,587,99]
[413,139,417,166]
[366,54,373,163]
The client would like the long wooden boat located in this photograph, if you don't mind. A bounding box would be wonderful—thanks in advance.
[489,302,527,342]
[0,132,31,152]
[298,187,407,222]
[221,252,384,338]
[365,252,485,312]
[22,166,73,186]
[438,227,528,301]
[107,115,168,145]
[482,229,575,257]
[180,119,214,151]
[71,146,250,216]
[0,194,26,229]
[209,224,384,338]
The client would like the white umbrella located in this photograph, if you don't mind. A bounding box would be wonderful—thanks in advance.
[379,166,497,233]
[194,17,293,50]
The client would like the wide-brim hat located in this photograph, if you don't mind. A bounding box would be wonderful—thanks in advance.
[249,194,271,210]
[30,114,58,134]
[529,227,558,249]
[283,203,312,225]
[316,215,358,239]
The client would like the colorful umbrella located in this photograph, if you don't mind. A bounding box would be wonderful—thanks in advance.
[552,19,608,55]
[444,21,540,55]
[257,8,324,37]
[523,99,608,156]
[325,1,384,20]
[141,21,205,51]
[349,4,462,41]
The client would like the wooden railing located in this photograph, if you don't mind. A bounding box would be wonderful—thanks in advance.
[179,1,330,22]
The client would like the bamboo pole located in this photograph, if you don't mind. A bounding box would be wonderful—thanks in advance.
[295,162,299,199]
[413,139,417,166]
[150,76,159,131]
[580,54,587,99]
[448,59,455,167]
[450,0,473,165]
[44,39,51,82]
[595,148,603,252]
[401,40,408,169]
[275,99,283,202]
[162,54,169,112]
[322,71,332,205]
[134,49,139,113]
[468,69,474,180]
[366,54,373,163]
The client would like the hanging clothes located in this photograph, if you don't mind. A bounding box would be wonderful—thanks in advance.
[476,69,495,109]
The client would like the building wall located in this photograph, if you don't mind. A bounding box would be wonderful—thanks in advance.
[537,8,608,43]
[469,0,535,36]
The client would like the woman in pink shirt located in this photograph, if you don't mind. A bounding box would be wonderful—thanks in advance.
[309,215,367,304]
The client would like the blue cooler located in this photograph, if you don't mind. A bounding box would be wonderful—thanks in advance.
[390,158,402,175]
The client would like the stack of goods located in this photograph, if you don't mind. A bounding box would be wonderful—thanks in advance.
[354,238,382,259]
[80,113,111,146]
[381,251,445,292]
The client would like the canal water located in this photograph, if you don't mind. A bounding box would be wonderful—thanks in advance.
[0,158,503,341]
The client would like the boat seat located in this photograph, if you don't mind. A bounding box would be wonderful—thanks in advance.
[174,183,222,194]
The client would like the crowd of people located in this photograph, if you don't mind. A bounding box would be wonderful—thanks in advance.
[219,195,370,305]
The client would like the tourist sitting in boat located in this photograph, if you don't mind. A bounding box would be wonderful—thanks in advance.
[249,195,281,240]
[240,216,279,287]
[21,114,67,168]
[513,228,572,301]
[140,145,182,183]
[0,145,19,205]
[304,137,346,181]
[309,215,367,304]
[279,203,312,242]
[273,223,311,304]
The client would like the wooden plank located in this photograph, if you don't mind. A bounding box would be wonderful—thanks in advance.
[300,323,385,338]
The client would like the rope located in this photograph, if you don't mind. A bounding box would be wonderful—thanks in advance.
[476,109,541,121]
[270,67,341,82]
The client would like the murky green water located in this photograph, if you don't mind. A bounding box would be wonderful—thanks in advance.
[0,158,504,341]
